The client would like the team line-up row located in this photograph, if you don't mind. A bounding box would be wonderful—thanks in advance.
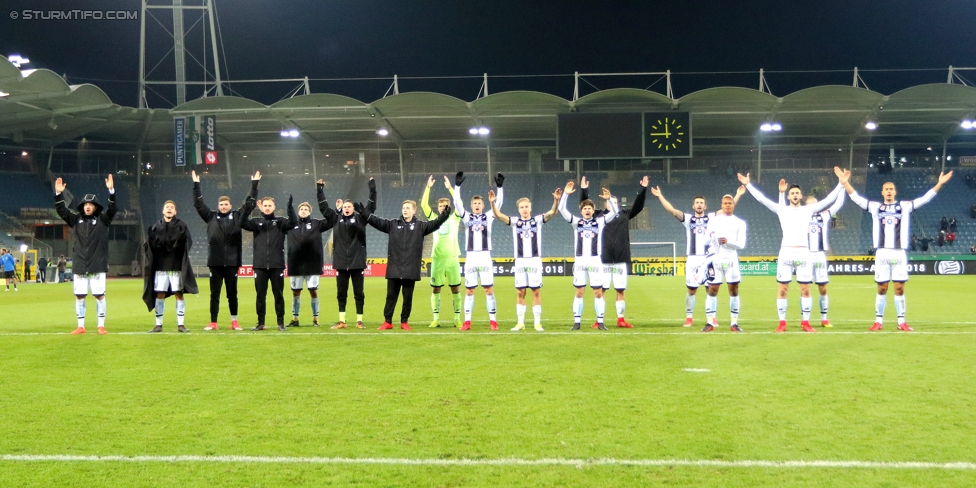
[45,166,952,334]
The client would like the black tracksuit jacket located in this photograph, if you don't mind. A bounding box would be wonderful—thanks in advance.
[329,185,376,271]
[193,180,258,267]
[54,191,117,275]
[242,210,296,269]
[362,207,450,281]
[286,195,336,276]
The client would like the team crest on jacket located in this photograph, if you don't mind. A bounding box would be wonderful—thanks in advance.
[306,223,312,229]
[409,223,415,230]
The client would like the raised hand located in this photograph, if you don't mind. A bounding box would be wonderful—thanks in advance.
[838,169,851,185]
[495,173,505,187]
[335,199,343,209]
[778,179,787,193]
[55,177,66,194]
[287,195,293,208]
[580,176,589,189]
[563,181,575,195]
[599,188,611,200]
[553,187,563,199]
[105,174,115,190]
[426,175,435,188]
[442,175,452,190]
[833,166,845,178]
[650,186,662,197]
[487,190,496,203]
[640,176,649,187]
[316,179,325,185]
[353,201,365,213]
[440,204,453,216]
[939,170,954,185]
[736,185,747,199]
[191,170,200,183]
[455,171,465,186]
[737,173,751,185]
[252,171,262,181]
[368,177,376,191]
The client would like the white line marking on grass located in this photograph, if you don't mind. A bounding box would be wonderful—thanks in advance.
[683,368,711,373]
[3,330,976,336]
[1,455,975,470]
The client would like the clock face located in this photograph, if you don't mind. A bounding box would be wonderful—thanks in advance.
[643,112,692,158]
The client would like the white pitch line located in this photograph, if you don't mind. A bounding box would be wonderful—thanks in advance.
[0,455,974,470]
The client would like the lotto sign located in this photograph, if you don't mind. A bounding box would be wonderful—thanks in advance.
[204,115,217,165]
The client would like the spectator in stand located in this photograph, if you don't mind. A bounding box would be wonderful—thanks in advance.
[920,237,933,252]
[37,256,47,283]
[949,217,957,233]
[910,234,918,252]
[940,216,949,232]
[938,230,946,247]
[947,231,956,247]
[970,244,976,254]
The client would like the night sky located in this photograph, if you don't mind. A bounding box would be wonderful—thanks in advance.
[3,0,976,107]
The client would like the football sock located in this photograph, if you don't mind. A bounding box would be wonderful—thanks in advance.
[615,300,625,319]
[486,294,497,321]
[729,296,740,325]
[875,294,886,324]
[532,305,542,325]
[800,296,812,321]
[820,295,829,321]
[464,295,474,321]
[430,293,440,321]
[594,297,605,324]
[339,311,346,323]
[155,299,165,326]
[685,294,696,318]
[310,297,320,318]
[176,299,186,326]
[292,296,301,318]
[894,295,906,325]
[76,298,86,328]
[356,313,363,323]
[96,298,106,328]
[231,314,238,321]
[516,304,526,325]
[777,298,788,321]
[705,295,717,321]
[452,293,463,315]
[572,297,583,324]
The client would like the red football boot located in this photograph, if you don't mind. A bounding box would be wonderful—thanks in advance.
[775,320,787,333]
[378,322,394,330]
[869,322,883,331]
[801,320,815,333]
[617,317,633,328]
[70,327,86,335]
[682,318,693,328]
[489,320,499,331]
[460,321,471,331]
[400,322,412,330]
[897,323,913,332]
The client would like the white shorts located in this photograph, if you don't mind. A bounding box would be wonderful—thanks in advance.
[810,251,829,284]
[603,263,628,290]
[874,248,909,283]
[73,273,107,296]
[290,275,320,290]
[154,271,182,292]
[707,258,741,285]
[685,255,706,288]
[464,252,494,288]
[777,247,813,283]
[513,257,543,289]
[573,256,606,288]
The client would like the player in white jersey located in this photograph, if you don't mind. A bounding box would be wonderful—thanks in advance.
[558,181,619,331]
[842,168,953,331]
[739,169,848,332]
[651,186,746,327]
[488,187,561,332]
[779,182,847,328]
[453,171,504,330]
[696,194,748,332]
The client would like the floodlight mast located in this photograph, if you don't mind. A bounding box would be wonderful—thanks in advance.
[139,0,224,108]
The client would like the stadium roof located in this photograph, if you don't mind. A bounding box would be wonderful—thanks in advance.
[3,57,976,152]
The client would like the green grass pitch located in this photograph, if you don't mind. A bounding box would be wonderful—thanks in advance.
[1,275,975,487]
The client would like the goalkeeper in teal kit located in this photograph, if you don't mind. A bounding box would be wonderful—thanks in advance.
[422,175,463,328]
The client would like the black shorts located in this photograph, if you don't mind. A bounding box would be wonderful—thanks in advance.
[3,271,14,279]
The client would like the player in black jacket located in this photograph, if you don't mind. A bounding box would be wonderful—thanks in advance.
[242,195,297,331]
[579,175,648,328]
[54,175,117,334]
[326,178,376,329]
[192,170,260,331]
[359,198,451,330]
[144,200,198,333]
[286,181,337,327]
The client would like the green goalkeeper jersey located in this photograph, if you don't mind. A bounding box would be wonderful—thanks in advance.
[422,185,462,259]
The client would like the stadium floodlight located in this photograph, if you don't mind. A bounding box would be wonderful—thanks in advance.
[280,130,290,137]
[759,123,772,132]
[19,243,28,253]
[376,128,389,136]
[288,129,300,138]
[865,121,878,130]
[468,127,479,135]
[8,55,29,68]
[478,127,490,135]
[0,90,8,97]
[21,151,27,156]
[961,120,974,129]
[770,123,782,131]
